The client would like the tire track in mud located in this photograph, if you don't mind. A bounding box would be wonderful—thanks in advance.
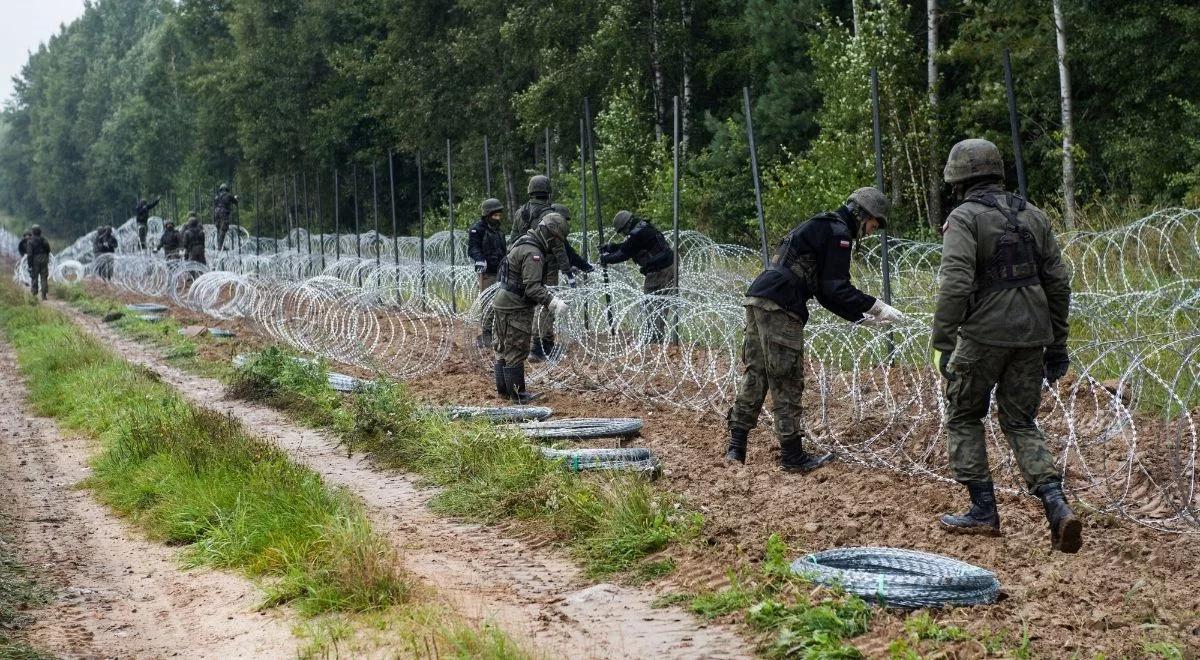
[0,338,297,659]
[56,302,752,660]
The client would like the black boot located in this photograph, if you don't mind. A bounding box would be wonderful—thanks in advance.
[493,361,509,397]
[1036,482,1082,553]
[724,428,748,464]
[779,437,834,473]
[528,338,547,362]
[939,481,1001,535]
[503,365,542,404]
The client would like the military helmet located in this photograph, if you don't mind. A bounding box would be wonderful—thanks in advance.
[480,198,504,216]
[139,198,147,206]
[527,175,550,197]
[612,210,635,234]
[550,203,571,221]
[219,183,229,192]
[943,138,1004,184]
[536,212,568,241]
[846,187,890,226]
[30,225,42,235]
[165,221,175,229]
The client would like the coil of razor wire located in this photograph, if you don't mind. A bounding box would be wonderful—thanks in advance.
[515,418,644,440]
[539,446,663,477]
[792,547,1000,609]
[443,405,554,423]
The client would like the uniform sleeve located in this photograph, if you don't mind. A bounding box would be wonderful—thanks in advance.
[602,228,650,265]
[508,208,528,244]
[521,250,554,306]
[564,241,591,272]
[814,225,876,322]
[931,210,977,352]
[148,198,160,211]
[1038,221,1071,348]
[467,225,485,262]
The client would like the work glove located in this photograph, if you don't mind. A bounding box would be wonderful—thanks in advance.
[548,297,568,316]
[580,261,595,273]
[932,349,955,380]
[474,261,487,274]
[1043,346,1070,384]
[866,299,906,325]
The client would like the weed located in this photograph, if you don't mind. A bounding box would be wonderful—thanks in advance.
[0,532,50,658]
[1141,639,1184,660]
[628,558,677,584]
[902,611,967,642]
[650,592,692,609]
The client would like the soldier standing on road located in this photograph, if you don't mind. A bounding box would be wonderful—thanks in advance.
[932,138,1080,553]
[599,211,676,343]
[182,214,207,265]
[93,226,118,280]
[25,225,51,301]
[724,187,905,472]
[134,197,161,250]
[212,183,239,250]
[491,211,571,403]
[469,198,507,349]
[158,221,183,260]
[510,176,593,361]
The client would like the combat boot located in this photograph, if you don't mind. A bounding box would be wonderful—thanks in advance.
[724,428,748,464]
[1036,482,1082,553]
[779,437,834,473]
[493,361,509,397]
[503,365,542,404]
[939,481,1001,536]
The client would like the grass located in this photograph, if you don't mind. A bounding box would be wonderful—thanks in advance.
[228,347,701,579]
[0,281,530,657]
[0,530,50,659]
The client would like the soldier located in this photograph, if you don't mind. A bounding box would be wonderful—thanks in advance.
[158,220,183,260]
[511,176,593,361]
[182,214,207,265]
[491,211,571,403]
[133,196,161,249]
[599,211,676,343]
[93,225,118,280]
[17,230,30,258]
[469,198,507,348]
[724,187,904,471]
[212,183,239,250]
[25,225,51,301]
[932,138,1079,553]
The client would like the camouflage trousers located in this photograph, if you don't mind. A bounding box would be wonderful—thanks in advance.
[944,336,1059,490]
[493,306,534,367]
[641,264,676,344]
[137,222,148,250]
[479,273,497,337]
[727,305,806,443]
[28,264,48,298]
[215,216,230,250]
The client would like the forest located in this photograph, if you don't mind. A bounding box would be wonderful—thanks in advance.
[2,0,1198,244]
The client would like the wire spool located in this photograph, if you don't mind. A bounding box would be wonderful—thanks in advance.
[137,314,164,322]
[515,418,643,440]
[791,547,1000,609]
[443,405,553,423]
[127,303,169,313]
[208,327,235,338]
[327,372,363,392]
[539,446,662,477]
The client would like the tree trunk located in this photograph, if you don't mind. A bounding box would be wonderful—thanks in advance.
[851,0,862,38]
[1052,0,1077,229]
[502,149,517,220]
[926,0,941,230]
[650,0,665,140]
[679,0,692,153]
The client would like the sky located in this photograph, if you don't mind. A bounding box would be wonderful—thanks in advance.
[0,0,88,105]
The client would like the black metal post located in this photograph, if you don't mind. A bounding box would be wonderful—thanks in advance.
[742,87,769,268]
[372,161,380,267]
[1003,49,1028,199]
[334,169,341,261]
[870,68,892,306]
[447,138,457,313]
[388,150,398,264]
[417,150,426,304]
[484,136,492,198]
[579,117,590,331]
[584,97,615,333]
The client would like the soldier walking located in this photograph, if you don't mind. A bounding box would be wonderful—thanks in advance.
[724,187,904,471]
[182,214,207,265]
[491,211,571,403]
[212,183,239,250]
[133,196,161,249]
[24,225,51,301]
[932,138,1080,553]
[93,226,118,280]
[599,211,676,343]
[158,220,183,260]
[469,198,507,348]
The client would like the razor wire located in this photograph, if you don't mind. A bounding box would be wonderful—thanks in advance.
[21,208,1200,532]
[792,547,1001,609]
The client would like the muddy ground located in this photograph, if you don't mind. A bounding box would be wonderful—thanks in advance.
[83,284,1200,657]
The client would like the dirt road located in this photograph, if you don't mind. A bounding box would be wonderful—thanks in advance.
[0,340,298,659]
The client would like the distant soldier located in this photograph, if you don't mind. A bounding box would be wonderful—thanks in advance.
[182,214,206,264]
[932,138,1079,553]
[92,225,118,280]
[17,230,30,258]
[491,211,571,403]
[134,197,161,249]
[599,211,676,343]
[24,225,51,301]
[469,198,507,348]
[158,220,183,260]
[724,187,904,471]
[212,183,239,249]
[511,176,593,360]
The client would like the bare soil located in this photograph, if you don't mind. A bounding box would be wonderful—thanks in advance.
[0,339,298,659]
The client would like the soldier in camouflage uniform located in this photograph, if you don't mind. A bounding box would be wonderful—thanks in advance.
[492,211,570,403]
[24,226,51,301]
[134,197,160,250]
[510,176,593,361]
[158,221,183,260]
[725,187,904,471]
[600,210,676,343]
[182,214,207,265]
[93,226,118,280]
[213,183,239,250]
[933,138,1080,553]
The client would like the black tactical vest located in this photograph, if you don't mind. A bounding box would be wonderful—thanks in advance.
[630,221,674,273]
[966,192,1041,294]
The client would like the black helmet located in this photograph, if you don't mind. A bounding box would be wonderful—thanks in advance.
[527,175,550,197]
[219,183,229,192]
[480,198,504,216]
[30,225,42,236]
[165,221,175,229]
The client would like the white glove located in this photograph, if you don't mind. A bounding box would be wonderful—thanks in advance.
[866,299,905,325]
[474,261,487,274]
[548,297,568,316]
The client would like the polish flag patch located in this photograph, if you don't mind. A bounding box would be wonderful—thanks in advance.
[532,255,541,261]
[838,239,851,248]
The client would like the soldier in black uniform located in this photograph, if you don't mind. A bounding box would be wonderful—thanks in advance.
[92,225,118,280]
[158,221,183,260]
[212,183,239,250]
[134,197,161,249]
[725,187,905,470]
[600,211,676,343]
[24,225,52,301]
[182,215,206,264]
[17,230,30,258]
[469,198,507,348]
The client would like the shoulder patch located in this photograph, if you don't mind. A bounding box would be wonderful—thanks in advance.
[469,229,477,233]
[532,255,541,261]
[838,239,851,248]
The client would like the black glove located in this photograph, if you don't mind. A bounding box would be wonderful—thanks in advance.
[581,260,596,272]
[1043,346,1069,384]
[599,243,614,254]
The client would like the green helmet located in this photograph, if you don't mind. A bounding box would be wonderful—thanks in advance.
[527,175,550,197]
[480,198,503,216]
[550,203,571,221]
[846,187,890,225]
[30,225,42,236]
[612,210,635,234]
[943,138,1004,184]
[536,212,568,241]
[219,183,230,192]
